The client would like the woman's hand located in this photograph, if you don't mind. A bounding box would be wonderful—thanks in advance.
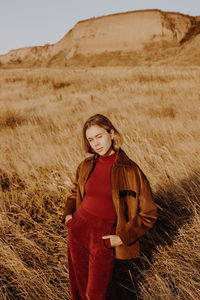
[65,214,73,225]
[102,235,123,247]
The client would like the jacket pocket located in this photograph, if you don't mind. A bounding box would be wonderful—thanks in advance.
[119,189,137,199]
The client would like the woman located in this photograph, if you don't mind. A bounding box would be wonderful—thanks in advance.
[62,114,157,300]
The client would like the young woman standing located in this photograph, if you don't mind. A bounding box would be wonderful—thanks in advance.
[62,114,157,300]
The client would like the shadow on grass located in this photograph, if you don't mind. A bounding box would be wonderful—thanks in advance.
[107,170,200,299]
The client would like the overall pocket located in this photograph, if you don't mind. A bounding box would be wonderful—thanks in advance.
[102,224,116,249]
[65,217,74,227]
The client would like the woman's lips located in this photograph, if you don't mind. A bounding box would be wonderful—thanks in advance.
[96,147,103,151]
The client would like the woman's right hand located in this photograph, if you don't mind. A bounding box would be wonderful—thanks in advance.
[65,214,73,226]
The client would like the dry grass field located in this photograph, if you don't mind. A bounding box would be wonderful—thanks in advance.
[0,66,200,299]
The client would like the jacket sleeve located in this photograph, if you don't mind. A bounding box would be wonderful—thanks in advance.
[61,163,81,224]
[117,168,157,246]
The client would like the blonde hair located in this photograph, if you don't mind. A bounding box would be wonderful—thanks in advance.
[83,114,122,154]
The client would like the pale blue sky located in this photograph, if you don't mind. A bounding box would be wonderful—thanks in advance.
[0,0,200,55]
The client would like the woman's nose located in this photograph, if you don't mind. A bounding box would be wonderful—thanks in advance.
[94,139,100,146]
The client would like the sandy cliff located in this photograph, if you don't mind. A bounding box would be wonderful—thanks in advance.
[61,10,192,55]
[0,9,199,67]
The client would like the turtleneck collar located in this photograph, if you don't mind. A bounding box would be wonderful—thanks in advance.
[85,148,134,168]
[98,151,117,164]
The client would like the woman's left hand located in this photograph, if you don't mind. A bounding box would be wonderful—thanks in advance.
[102,235,123,247]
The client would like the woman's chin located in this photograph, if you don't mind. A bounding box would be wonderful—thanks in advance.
[98,151,105,156]
[95,148,104,155]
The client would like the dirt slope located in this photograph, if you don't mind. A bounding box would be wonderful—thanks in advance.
[0,9,199,68]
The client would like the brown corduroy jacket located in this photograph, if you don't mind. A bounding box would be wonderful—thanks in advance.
[62,148,157,259]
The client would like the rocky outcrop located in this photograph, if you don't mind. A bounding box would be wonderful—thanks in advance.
[62,10,193,56]
[0,9,199,68]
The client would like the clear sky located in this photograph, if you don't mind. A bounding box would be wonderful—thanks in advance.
[0,0,200,55]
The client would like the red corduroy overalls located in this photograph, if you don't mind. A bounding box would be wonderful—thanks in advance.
[66,205,117,300]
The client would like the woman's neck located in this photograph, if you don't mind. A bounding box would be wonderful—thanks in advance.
[102,147,115,157]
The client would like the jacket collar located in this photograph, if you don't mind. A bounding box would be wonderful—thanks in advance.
[85,148,133,168]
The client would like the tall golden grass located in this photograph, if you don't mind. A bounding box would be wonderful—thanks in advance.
[0,66,200,299]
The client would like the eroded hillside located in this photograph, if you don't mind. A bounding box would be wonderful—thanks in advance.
[0,9,200,68]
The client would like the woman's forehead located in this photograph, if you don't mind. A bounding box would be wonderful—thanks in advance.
[86,125,106,138]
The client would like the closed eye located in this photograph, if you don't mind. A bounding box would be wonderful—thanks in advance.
[87,132,104,142]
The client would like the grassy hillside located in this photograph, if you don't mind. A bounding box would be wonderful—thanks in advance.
[0,66,200,299]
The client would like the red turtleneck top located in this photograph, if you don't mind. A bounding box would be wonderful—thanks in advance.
[81,152,117,221]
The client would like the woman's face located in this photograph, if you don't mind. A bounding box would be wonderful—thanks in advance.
[86,125,114,156]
